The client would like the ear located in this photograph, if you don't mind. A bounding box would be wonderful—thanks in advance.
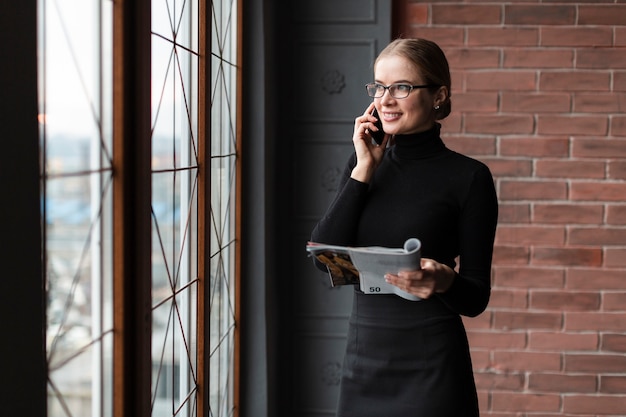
[433,85,449,108]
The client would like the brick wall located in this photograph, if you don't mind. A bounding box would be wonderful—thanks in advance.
[402,1,626,415]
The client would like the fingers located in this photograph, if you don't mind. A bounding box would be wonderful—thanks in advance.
[382,258,452,298]
[386,269,436,298]
[355,105,382,142]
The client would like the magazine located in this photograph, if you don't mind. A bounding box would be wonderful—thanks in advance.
[306,238,422,301]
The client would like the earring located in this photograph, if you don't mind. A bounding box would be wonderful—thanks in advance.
[434,105,440,110]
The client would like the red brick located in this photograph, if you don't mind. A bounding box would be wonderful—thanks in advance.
[470,349,491,371]
[463,312,492,330]
[612,115,626,136]
[496,225,564,245]
[566,312,626,332]
[532,247,602,267]
[476,391,488,412]
[579,5,626,26]
[493,392,561,412]
[568,269,626,290]
[501,92,570,113]
[493,245,530,265]
[569,227,626,246]
[540,71,610,92]
[564,395,626,415]
[565,353,626,373]
[615,71,626,92]
[602,333,626,353]
[474,371,525,391]
[494,311,562,331]
[446,48,500,69]
[489,288,529,309]
[493,351,562,372]
[504,49,573,69]
[578,48,626,70]
[450,70,463,92]
[482,158,531,178]
[529,332,599,351]
[468,27,539,47]
[605,248,626,268]
[406,3,427,25]
[617,27,626,47]
[604,292,626,311]
[535,160,606,179]
[500,138,569,158]
[528,372,597,393]
[608,160,626,180]
[432,5,501,25]
[408,27,464,47]
[468,330,527,349]
[533,204,604,224]
[571,182,626,201]
[493,266,564,289]
[530,291,600,312]
[453,92,498,113]
[607,204,626,224]
[466,114,534,135]
[573,138,626,158]
[438,113,462,133]
[467,71,536,92]
[541,27,613,47]
[537,115,608,136]
[443,135,496,156]
[601,375,626,394]
[500,180,567,200]
[574,93,626,113]
[497,203,531,224]
[505,5,575,25]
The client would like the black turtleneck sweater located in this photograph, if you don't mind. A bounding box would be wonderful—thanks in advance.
[311,123,498,317]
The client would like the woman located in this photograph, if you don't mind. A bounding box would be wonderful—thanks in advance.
[310,38,498,416]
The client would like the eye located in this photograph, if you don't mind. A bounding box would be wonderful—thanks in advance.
[394,84,412,93]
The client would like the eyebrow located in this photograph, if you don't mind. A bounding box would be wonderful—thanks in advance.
[374,80,421,85]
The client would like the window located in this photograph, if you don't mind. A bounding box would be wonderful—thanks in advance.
[40,0,239,415]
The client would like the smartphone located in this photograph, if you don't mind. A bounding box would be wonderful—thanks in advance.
[371,108,385,145]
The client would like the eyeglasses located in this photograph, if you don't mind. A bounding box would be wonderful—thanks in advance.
[365,82,438,99]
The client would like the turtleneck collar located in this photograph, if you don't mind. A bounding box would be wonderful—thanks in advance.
[391,122,447,160]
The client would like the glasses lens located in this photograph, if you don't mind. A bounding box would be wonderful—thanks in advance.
[366,83,416,98]
[389,84,411,99]
[366,83,383,98]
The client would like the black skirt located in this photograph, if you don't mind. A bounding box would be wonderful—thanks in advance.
[336,291,479,417]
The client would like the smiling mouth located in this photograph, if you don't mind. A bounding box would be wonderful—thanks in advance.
[382,112,401,120]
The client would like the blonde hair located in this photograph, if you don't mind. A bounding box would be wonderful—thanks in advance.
[375,38,451,120]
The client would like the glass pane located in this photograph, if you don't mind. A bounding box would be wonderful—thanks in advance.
[151,0,200,416]
[209,0,238,414]
[40,0,114,416]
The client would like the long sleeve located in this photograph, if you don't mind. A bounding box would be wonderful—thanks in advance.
[436,164,498,317]
[310,154,368,246]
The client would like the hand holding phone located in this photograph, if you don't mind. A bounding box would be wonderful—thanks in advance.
[371,108,385,145]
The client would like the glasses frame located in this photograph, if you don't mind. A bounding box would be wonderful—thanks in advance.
[365,82,439,99]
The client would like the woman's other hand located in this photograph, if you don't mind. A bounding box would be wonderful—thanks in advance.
[384,258,455,299]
